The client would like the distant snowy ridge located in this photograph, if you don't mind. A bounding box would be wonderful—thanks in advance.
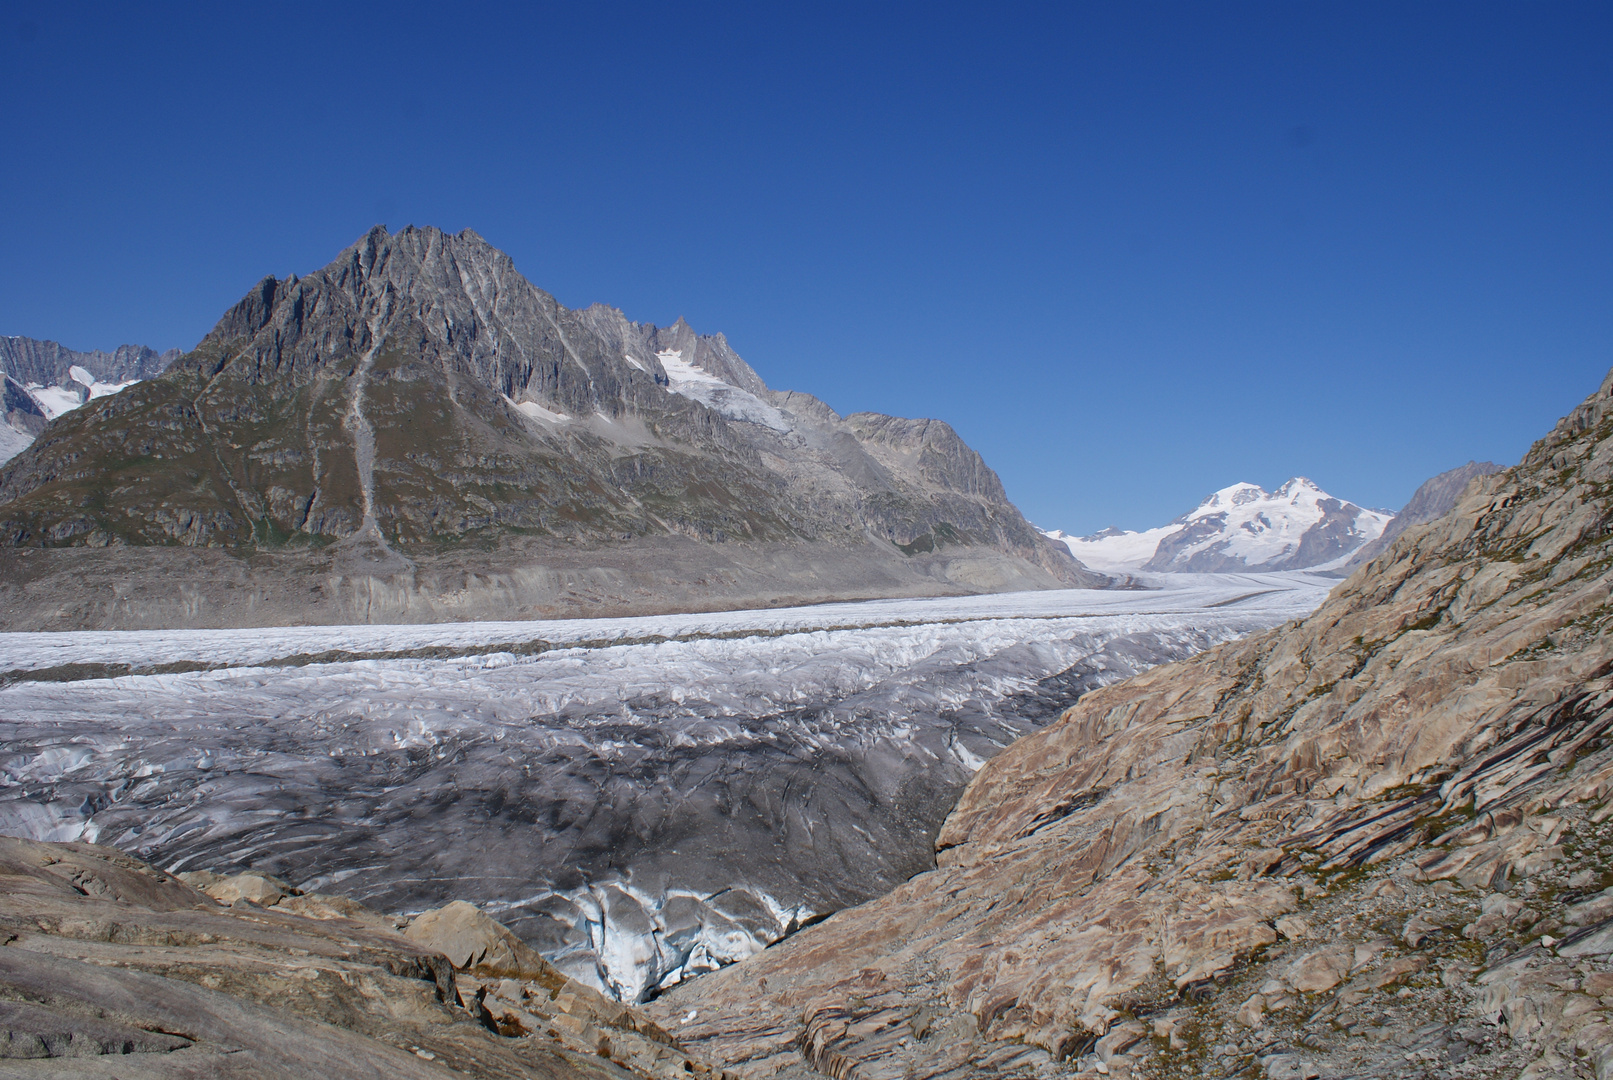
[1043,477,1393,573]
[0,335,175,465]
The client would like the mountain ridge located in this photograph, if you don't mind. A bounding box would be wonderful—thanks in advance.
[0,335,177,465]
[1330,459,1507,576]
[0,226,1099,629]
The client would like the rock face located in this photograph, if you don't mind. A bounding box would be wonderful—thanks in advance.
[0,336,177,388]
[0,834,731,1078]
[0,226,1097,628]
[1046,477,1392,575]
[1333,459,1507,576]
[648,370,1613,1077]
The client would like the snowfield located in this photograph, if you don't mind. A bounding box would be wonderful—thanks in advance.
[0,573,1332,1002]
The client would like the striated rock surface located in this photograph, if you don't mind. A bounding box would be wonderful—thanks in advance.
[0,227,1097,628]
[0,834,733,1078]
[647,370,1613,1077]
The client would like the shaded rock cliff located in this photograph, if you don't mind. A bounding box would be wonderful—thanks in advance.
[648,370,1613,1078]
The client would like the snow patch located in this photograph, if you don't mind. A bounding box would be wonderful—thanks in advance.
[0,423,33,465]
[504,395,569,423]
[25,376,140,420]
[26,384,84,419]
[657,349,791,432]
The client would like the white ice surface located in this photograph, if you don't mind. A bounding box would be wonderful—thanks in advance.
[657,349,791,431]
[504,395,569,423]
[25,384,83,419]
[1044,525,1179,573]
[23,378,140,420]
[0,573,1335,674]
[86,378,138,402]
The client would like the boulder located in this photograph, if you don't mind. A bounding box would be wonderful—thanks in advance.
[404,900,562,984]
[1285,946,1354,993]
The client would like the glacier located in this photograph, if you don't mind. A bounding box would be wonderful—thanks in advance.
[0,573,1332,1002]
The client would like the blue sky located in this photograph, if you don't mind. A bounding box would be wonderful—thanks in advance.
[1,3,1609,532]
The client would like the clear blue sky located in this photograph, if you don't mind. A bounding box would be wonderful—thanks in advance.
[2,3,1609,532]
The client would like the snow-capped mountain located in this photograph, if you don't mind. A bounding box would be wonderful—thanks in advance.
[1044,478,1394,573]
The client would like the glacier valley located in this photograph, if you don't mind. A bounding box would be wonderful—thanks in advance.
[0,573,1332,1002]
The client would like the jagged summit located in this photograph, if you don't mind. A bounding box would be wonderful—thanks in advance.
[0,226,1098,628]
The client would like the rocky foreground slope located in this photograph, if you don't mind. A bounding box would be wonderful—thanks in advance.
[647,372,1613,1078]
[0,834,732,1078]
[0,227,1096,630]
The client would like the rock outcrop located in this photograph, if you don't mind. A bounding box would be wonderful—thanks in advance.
[0,227,1099,629]
[647,370,1613,1077]
[0,834,732,1078]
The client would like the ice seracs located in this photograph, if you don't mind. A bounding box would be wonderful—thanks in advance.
[1043,477,1393,573]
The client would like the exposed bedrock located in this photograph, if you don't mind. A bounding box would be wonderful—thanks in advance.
[648,370,1613,1078]
[0,534,1082,632]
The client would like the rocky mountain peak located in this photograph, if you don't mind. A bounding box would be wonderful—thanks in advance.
[1191,480,1268,513]
[0,226,1098,623]
[1046,477,1391,574]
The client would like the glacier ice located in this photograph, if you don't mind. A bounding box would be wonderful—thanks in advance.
[0,574,1331,1000]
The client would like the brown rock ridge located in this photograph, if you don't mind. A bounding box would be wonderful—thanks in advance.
[646,370,1613,1077]
[0,835,733,1078]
